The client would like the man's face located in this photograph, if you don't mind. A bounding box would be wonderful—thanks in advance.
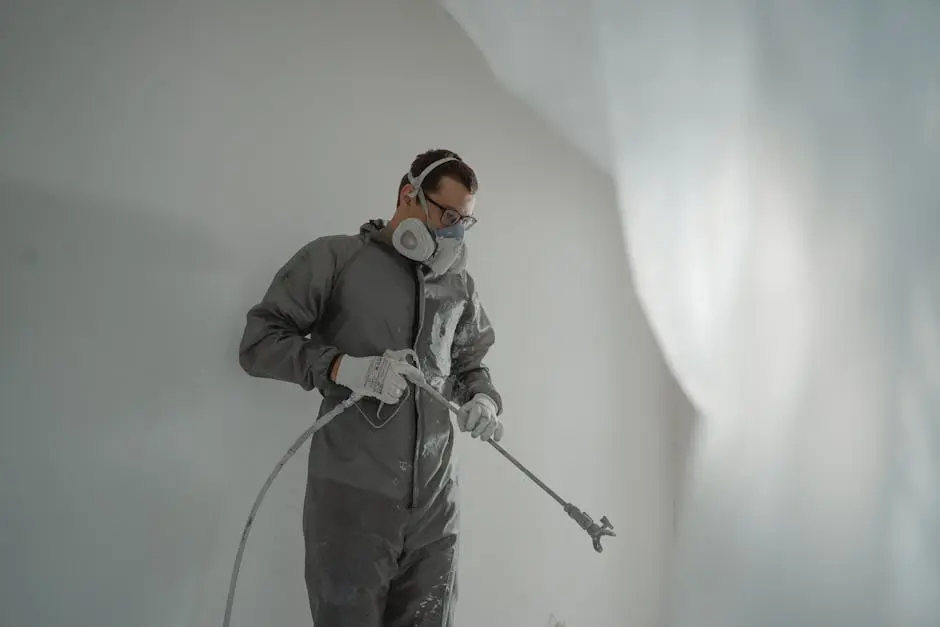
[404,176,477,231]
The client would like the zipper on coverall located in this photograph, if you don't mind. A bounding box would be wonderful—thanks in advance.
[410,268,426,509]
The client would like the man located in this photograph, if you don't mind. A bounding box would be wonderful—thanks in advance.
[238,148,503,627]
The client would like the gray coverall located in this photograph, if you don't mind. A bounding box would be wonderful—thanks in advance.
[238,219,502,626]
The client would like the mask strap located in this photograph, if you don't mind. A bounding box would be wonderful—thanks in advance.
[406,157,459,218]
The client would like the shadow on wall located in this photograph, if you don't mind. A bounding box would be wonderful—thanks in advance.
[0,177,307,627]
[666,377,699,536]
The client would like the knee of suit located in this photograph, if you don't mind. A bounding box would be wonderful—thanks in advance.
[308,576,372,607]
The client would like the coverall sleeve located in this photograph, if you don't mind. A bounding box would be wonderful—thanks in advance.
[450,273,504,414]
[238,238,346,396]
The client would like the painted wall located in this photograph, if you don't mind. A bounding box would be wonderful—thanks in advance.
[0,1,689,625]
[440,2,940,626]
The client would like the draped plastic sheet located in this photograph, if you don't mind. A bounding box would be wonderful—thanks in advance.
[442,2,940,626]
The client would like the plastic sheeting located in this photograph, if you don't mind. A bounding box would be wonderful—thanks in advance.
[442,2,940,626]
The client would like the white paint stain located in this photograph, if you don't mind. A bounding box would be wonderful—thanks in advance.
[421,430,448,457]
[547,613,567,627]
[413,581,452,624]
[427,304,463,375]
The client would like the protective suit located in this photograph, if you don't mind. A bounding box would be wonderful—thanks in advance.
[238,219,502,627]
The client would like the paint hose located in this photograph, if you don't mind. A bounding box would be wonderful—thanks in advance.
[223,361,615,626]
[221,393,362,627]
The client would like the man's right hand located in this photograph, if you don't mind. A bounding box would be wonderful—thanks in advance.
[332,354,409,404]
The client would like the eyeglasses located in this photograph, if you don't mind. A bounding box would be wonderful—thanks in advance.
[425,195,478,230]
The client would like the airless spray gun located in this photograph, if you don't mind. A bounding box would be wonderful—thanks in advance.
[400,366,616,553]
[223,351,615,627]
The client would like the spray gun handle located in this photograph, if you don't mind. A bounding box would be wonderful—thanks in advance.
[383,348,420,368]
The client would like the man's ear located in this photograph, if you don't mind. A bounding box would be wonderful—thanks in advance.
[399,183,417,206]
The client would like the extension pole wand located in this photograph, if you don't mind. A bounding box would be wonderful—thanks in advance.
[413,382,616,553]
[222,370,615,627]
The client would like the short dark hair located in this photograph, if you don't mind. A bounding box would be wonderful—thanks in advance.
[397,148,478,204]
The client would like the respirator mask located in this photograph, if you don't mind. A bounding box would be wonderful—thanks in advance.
[392,156,471,275]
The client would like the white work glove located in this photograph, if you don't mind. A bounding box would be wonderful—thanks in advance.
[333,354,420,404]
[456,394,502,442]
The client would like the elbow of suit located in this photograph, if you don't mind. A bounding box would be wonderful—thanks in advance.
[237,345,255,376]
[238,336,263,377]
[237,313,277,377]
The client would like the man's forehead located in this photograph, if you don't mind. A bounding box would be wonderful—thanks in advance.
[461,194,476,215]
[435,177,476,213]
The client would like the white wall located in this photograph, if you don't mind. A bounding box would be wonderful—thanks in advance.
[0,1,688,626]
[439,3,940,626]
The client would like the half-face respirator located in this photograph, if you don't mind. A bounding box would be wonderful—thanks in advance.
[391,156,468,274]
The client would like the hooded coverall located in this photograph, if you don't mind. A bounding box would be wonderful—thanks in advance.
[238,220,502,627]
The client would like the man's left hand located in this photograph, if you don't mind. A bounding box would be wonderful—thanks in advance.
[456,394,503,442]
